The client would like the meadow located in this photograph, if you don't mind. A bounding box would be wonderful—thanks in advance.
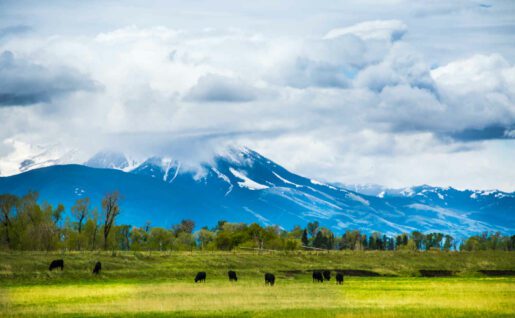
[0,250,514,317]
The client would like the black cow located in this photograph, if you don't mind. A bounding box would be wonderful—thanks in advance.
[49,259,64,271]
[312,271,323,283]
[228,270,238,282]
[195,271,206,283]
[93,261,102,275]
[264,273,275,286]
[323,270,331,281]
[336,272,344,285]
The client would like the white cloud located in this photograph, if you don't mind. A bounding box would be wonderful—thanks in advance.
[432,54,514,96]
[431,54,515,132]
[324,20,407,41]
[355,43,435,92]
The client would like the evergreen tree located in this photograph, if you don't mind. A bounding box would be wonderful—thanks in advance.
[313,231,324,248]
[301,229,309,246]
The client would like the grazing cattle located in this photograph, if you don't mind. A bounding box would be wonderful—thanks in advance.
[49,259,64,271]
[264,273,275,286]
[323,270,331,281]
[195,271,206,283]
[228,270,238,282]
[93,261,102,275]
[312,271,324,283]
[336,272,344,285]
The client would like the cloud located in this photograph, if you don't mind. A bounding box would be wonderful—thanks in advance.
[351,51,515,141]
[354,43,435,93]
[0,51,98,107]
[268,30,388,89]
[0,25,31,39]
[448,125,514,141]
[184,74,259,102]
[431,54,514,96]
[0,1,514,190]
[430,54,515,135]
[324,20,407,42]
[271,57,350,88]
[373,84,445,131]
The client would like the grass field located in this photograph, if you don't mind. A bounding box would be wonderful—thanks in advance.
[1,251,514,317]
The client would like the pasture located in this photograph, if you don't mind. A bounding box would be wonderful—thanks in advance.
[0,251,514,317]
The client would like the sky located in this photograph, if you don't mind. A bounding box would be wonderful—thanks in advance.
[0,0,514,191]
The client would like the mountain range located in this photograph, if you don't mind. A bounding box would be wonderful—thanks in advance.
[0,147,513,237]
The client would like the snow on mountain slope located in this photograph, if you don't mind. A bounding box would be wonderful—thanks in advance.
[85,151,130,170]
[0,147,513,237]
[229,168,269,190]
[0,141,81,176]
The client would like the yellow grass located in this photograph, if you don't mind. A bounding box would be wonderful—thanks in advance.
[1,277,514,317]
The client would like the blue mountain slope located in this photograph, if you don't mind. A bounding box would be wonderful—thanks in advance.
[0,148,513,237]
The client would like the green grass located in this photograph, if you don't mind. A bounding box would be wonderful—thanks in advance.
[0,251,514,317]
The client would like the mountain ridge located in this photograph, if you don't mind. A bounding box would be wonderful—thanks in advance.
[0,148,513,237]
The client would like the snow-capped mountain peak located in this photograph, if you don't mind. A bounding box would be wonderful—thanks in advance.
[84,151,130,170]
[2,148,513,237]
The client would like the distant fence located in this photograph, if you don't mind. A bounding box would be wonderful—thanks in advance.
[238,247,280,252]
[237,246,331,254]
[301,245,329,251]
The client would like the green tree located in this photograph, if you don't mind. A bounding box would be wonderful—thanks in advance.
[405,238,418,251]
[443,235,454,251]
[148,227,174,251]
[411,231,425,250]
[196,228,216,250]
[247,223,266,249]
[307,221,319,238]
[130,226,149,250]
[288,225,303,239]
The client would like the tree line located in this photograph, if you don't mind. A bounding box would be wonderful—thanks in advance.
[1,192,514,251]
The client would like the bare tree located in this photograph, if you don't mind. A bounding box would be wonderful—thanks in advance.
[102,191,121,250]
[90,208,99,250]
[118,225,131,250]
[71,197,90,250]
[180,219,195,234]
[52,204,65,226]
[0,194,18,249]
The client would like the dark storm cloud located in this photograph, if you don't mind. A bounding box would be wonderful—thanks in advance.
[447,126,514,142]
[0,51,98,107]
